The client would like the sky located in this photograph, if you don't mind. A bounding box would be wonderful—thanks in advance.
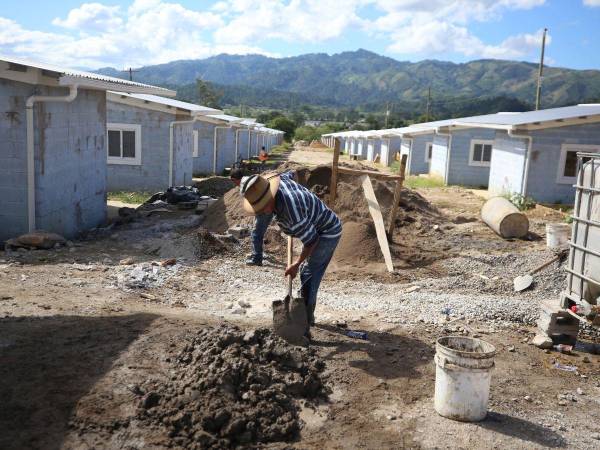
[1,0,600,70]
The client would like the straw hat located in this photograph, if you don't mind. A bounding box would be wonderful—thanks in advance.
[240,174,280,214]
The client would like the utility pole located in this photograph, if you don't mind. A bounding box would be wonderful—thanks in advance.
[535,28,548,111]
[122,67,140,81]
[425,85,432,121]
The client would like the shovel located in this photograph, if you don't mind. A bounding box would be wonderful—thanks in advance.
[272,236,308,345]
[513,252,564,292]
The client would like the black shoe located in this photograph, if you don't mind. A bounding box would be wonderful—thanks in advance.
[245,258,262,266]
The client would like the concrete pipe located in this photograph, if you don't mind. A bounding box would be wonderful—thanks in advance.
[481,197,529,239]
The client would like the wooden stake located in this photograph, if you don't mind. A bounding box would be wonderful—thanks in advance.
[387,154,408,237]
[330,137,340,204]
[361,175,394,272]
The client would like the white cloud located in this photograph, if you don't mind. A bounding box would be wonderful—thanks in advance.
[213,0,366,44]
[0,1,267,69]
[367,0,548,60]
[583,0,600,6]
[52,3,123,31]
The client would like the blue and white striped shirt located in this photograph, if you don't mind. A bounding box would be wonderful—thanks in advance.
[274,171,342,246]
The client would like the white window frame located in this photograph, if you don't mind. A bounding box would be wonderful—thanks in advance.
[469,139,494,167]
[193,130,199,157]
[424,142,433,163]
[107,123,142,165]
[556,143,600,185]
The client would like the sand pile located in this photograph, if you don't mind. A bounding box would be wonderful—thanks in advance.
[309,140,329,149]
[194,177,235,198]
[136,325,327,449]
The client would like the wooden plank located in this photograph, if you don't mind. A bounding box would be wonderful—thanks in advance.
[330,138,341,204]
[361,175,394,272]
[337,166,402,180]
[387,154,408,237]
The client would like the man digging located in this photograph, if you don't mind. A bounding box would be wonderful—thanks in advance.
[239,171,342,337]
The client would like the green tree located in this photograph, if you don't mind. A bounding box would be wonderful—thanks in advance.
[294,126,320,142]
[196,79,222,109]
[268,116,296,141]
[256,110,284,124]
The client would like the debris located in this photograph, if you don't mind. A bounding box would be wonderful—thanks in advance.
[524,395,532,402]
[582,356,591,363]
[159,258,177,267]
[346,330,368,340]
[334,320,348,328]
[227,225,250,239]
[481,197,529,239]
[140,293,157,300]
[405,285,421,293]
[576,387,584,395]
[531,334,553,349]
[119,257,135,265]
[507,345,516,352]
[554,363,578,372]
[6,230,66,250]
[386,414,397,421]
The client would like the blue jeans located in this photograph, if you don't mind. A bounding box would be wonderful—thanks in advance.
[251,213,274,263]
[299,236,340,309]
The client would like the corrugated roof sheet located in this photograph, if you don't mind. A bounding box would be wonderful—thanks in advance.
[206,113,244,123]
[108,92,221,114]
[454,104,600,127]
[0,55,175,96]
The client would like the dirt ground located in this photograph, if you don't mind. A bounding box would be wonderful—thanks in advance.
[1,151,600,449]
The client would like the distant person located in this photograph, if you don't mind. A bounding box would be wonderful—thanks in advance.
[230,169,273,266]
[258,146,269,173]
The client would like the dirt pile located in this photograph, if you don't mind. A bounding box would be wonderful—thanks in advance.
[201,163,449,273]
[136,325,327,449]
[309,140,329,149]
[194,177,235,198]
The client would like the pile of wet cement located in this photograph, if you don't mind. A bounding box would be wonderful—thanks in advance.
[201,164,446,270]
[136,325,327,449]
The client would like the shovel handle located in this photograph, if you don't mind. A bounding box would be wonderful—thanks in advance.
[528,255,560,275]
[287,236,293,297]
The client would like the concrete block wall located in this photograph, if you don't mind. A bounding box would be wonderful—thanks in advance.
[0,79,108,241]
[236,129,250,160]
[106,102,177,191]
[429,134,448,178]
[488,131,527,196]
[446,128,496,187]
[193,121,215,175]
[408,135,432,175]
[0,79,28,241]
[526,123,600,204]
[214,127,236,174]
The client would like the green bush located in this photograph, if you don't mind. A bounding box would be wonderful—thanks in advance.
[504,192,536,211]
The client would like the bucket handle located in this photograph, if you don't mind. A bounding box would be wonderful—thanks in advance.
[435,355,495,371]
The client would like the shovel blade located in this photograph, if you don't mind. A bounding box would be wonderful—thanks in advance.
[513,274,533,292]
[272,295,308,345]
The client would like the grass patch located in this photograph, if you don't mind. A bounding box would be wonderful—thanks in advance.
[404,175,445,189]
[107,191,151,205]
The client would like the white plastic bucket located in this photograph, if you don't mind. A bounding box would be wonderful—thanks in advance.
[546,223,570,249]
[434,336,496,422]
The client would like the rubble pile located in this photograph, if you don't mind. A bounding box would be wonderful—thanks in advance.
[137,325,328,449]
[111,261,182,290]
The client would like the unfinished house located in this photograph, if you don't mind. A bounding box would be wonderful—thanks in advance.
[0,56,173,242]
[106,92,221,191]
[456,105,600,204]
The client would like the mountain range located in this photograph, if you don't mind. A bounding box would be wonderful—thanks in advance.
[96,49,600,112]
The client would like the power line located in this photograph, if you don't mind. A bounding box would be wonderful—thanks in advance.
[122,67,140,81]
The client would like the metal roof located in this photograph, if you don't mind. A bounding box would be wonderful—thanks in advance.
[453,104,600,129]
[0,55,175,96]
[206,113,244,124]
[108,92,222,115]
